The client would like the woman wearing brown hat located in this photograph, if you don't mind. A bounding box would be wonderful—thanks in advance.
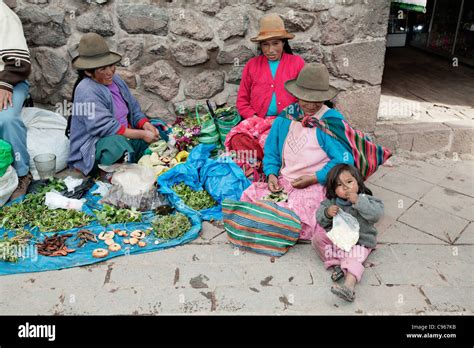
[67,33,161,176]
[226,13,305,181]
[241,63,354,241]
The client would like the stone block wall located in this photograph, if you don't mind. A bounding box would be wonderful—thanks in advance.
[7,0,391,131]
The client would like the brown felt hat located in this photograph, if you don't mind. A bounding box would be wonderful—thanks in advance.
[285,63,339,102]
[250,13,295,42]
[72,33,122,70]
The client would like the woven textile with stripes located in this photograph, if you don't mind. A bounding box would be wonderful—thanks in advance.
[222,199,302,257]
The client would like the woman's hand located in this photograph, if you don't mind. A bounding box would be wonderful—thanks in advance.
[142,122,159,138]
[291,175,317,189]
[326,205,339,218]
[141,130,159,144]
[267,174,282,193]
[0,89,13,110]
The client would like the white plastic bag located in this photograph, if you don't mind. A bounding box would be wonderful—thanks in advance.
[63,176,83,192]
[21,107,70,180]
[99,163,170,211]
[327,210,360,252]
[45,191,84,211]
[0,166,19,207]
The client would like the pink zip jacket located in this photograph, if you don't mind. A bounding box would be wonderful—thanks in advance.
[236,52,305,119]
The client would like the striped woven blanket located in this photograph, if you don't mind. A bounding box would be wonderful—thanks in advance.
[222,199,302,257]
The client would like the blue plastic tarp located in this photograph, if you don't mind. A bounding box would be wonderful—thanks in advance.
[0,212,201,276]
[158,144,250,221]
[0,184,202,276]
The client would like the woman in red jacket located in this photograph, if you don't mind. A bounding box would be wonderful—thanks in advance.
[226,13,305,181]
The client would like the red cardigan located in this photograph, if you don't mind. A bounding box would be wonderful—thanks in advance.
[236,53,305,119]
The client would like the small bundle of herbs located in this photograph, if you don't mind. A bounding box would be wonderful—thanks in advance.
[172,183,217,211]
[152,213,191,240]
[93,204,142,226]
[262,190,288,203]
[0,229,33,262]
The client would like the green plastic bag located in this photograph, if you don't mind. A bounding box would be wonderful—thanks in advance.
[214,106,241,146]
[0,139,13,177]
[195,105,221,151]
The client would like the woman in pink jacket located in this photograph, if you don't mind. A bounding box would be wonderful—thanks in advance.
[226,14,305,181]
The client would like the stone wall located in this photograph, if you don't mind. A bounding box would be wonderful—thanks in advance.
[7,0,391,131]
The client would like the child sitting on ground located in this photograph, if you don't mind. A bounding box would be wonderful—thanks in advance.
[315,164,384,302]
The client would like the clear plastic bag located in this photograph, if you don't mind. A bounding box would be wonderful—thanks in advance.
[326,210,360,252]
[98,164,170,211]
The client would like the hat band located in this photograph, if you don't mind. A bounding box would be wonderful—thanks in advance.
[79,51,113,59]
[297,78,330,91]
[257,29,290,37]
[296,83,330,92]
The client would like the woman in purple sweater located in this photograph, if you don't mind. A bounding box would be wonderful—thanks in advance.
[67,33,161,176]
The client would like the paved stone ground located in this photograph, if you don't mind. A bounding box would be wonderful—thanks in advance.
[379,47,474,122]
[0,153,472,315]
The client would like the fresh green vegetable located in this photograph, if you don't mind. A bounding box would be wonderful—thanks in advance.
[93,204,142,226]
[262,190,288,203]
[0,180,93,232]
[0,229,33,262]
[152,213,191,240]
[172,183,217,211]
[30,178,66,196]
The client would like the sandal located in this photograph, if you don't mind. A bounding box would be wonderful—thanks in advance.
[331,265,344,282]
[331,284,355,302]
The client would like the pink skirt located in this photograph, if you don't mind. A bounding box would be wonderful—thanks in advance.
[240,176,326,240]
[224,117,275,151]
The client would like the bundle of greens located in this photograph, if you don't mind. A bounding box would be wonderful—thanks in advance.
[172,183,217,211]
[93,204,142,226]
[28,178,66,196]
[0,180,94,232]
[152,213,191,240]
[0,229,33,262]
[262,190,288,203]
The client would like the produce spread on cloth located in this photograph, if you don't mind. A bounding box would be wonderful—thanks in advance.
[0,116,251,275]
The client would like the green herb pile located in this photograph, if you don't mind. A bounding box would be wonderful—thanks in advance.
[93,204,142,226]
[0,229,34,262]
[172,183,217,211]
[152,213,191,240]
[262,190,288,203]
[0,180,94,232]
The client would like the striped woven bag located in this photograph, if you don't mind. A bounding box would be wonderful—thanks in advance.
[222,199,302,257]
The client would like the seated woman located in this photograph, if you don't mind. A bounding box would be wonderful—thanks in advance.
[227,13,305,181]
[67,33,160,176]
[241,63,354,240]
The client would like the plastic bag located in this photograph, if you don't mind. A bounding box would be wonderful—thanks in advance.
[62,178,96,200]
[0,166,18,207]
[0,139,13,177]
[158,144,251,221]
[21,107,70,180]
[63,176,83,192]
[326,210,360,252]
[99,163,170,211]
[45,191,85,211]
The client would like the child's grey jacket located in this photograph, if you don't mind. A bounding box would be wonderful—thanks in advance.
[316,194,384,248]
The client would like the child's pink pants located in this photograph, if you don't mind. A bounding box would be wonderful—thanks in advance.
[311,224,372,282]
